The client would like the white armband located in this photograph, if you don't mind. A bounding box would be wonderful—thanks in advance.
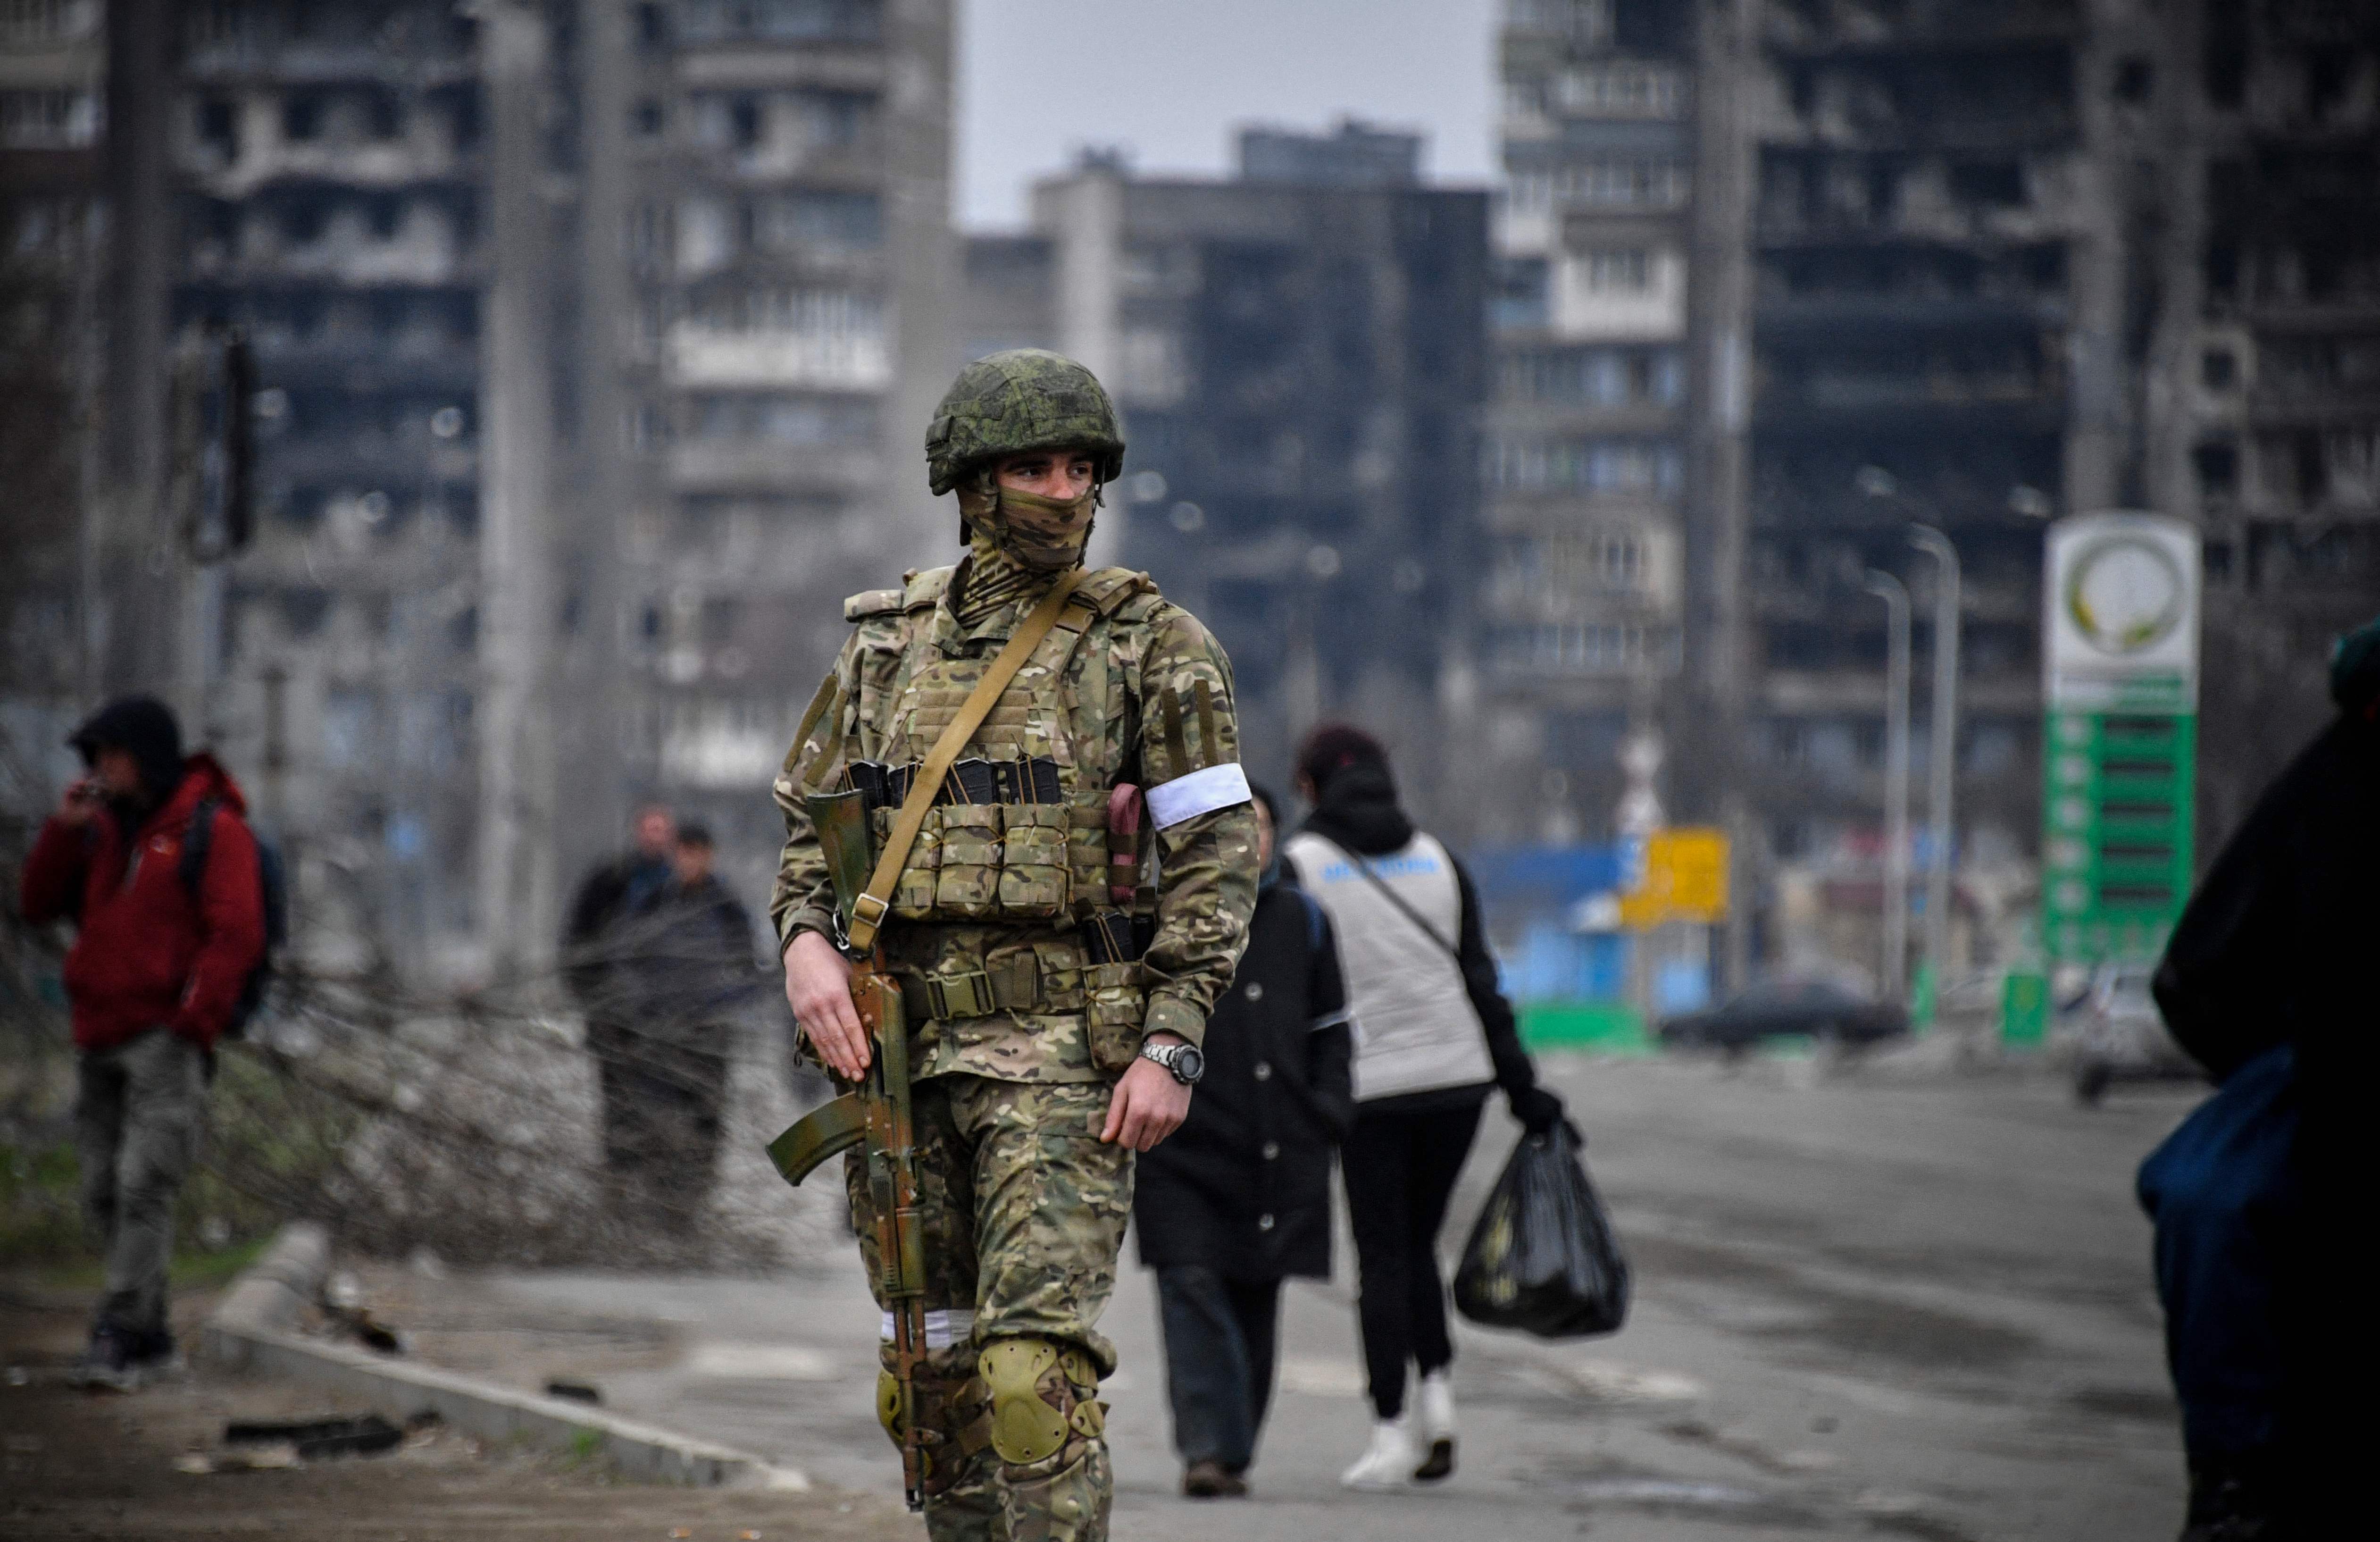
[1145,762,1253,830]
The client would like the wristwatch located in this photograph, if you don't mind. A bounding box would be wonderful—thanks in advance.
[1139,1040,1205,1086]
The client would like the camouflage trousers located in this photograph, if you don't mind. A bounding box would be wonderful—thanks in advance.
[844,1075,1132,1542]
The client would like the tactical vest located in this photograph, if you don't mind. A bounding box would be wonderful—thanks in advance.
[837,566,1156,932]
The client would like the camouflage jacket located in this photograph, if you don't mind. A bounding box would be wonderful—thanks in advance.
[772,563,1259,1083]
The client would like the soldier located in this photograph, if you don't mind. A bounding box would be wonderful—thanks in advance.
[772,350,1260,1541]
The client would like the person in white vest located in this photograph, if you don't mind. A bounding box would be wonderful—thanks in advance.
[1283,724,1571,1491]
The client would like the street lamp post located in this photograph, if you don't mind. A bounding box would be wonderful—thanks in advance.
[1908,525,1961,1013]
[1862,570,1912,1005]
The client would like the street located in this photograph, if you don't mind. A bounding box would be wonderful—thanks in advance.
[453,1049,2196,1542]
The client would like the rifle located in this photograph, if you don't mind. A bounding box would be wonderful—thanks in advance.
[767,788,930,1509]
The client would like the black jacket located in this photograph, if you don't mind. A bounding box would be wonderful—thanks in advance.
[2155,712,2379,1095]
[1134,877,1355,1281]
[561,853,674,1015]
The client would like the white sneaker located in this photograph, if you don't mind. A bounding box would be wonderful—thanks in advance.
[1414,1370,1456,1481]
[1340,1419,1417,1491]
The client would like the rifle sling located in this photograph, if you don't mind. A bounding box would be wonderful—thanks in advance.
[844,569,1088,953]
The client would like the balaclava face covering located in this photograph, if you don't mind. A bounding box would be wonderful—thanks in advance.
[953,465,1099,623]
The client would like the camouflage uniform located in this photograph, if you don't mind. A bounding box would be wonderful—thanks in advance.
[772,351,1260,1541]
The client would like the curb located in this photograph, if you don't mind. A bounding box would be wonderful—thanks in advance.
[204,1223,805,1491]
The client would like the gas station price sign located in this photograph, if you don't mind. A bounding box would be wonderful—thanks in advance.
[2039,513,2200,964]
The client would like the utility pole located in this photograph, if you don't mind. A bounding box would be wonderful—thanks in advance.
[885,0,960,560]
[561,0,636,902]
[1908,525,1961,1007]
[1863,570,1911,1004]
[476,2,560,976]
[1688,0,1756,993]
[101,0,175,696]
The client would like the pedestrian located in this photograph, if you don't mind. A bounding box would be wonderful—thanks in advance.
[773,348,1259,1542]
[1134,783,1355,1499]
[561,804,680,1215]
[1283,723,1570,1491]
[2138,613,2380,1541]
[18,696,266,1390]
[608,822,760,1226]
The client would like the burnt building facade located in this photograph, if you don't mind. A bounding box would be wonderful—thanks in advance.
[150,0,951,976]
[0,0,105,727]
[960,128,1491,813]
[1483,0,1696,845]
[1686,0,2380,982]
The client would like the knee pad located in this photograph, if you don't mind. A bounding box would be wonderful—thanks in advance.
[978,1337,1103,1466]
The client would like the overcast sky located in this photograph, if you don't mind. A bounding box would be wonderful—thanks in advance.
[955,0,1501,230]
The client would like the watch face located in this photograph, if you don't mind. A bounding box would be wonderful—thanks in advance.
[1175,1046,1204,1083]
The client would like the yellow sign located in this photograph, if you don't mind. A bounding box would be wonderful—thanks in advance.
[1618,827,1730,930]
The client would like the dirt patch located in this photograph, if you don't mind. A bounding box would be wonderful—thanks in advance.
[0,1285,910,1542]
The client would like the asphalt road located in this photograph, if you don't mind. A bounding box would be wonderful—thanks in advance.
[476,1048,2201,1542]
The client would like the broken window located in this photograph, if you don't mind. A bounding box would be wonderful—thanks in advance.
[1948,160,2025,209]
[2194,439,2239,501]
[283,92,322,142]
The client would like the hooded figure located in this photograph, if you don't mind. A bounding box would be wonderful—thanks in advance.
[1282,724,1567,1491]
[2137,614,2380,1538]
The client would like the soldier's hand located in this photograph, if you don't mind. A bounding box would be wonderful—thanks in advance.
[784,929,870,1079]
[1101,1045,1191,1152]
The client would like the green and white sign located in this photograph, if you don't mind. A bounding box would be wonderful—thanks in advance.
[2039,513,2200,964]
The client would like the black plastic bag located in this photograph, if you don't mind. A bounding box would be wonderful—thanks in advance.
[1452,1123,1629,1338]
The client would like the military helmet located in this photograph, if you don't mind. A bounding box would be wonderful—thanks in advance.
[924,349,1126,496]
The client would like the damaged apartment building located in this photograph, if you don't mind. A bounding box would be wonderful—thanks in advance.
[961,125,1488,818]
[1686,0,2380,981]
[149,0,950,975]
[1481,0,1696,845]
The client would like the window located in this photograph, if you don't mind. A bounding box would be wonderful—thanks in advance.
[1542,529,1646,592]
[1509,162,1690,213]
[729,96,762,151]
[1485,437,1683,496]
[689,393,877,445]
[2113,56,2154,104]
[0,88,98,149]
[0,0,96,45]
[1580,249,1650,293]
[1503,346,1683,405]
[2193,440,2238,500]
[1949,160,2026,208]
[1550,64,1685,118]
[749,190,882,252]
[633,97,665,137]
[1501,622,1661,676]
[1491,256,1550,332]
[1505,0,1611,46]
[676,0,884,44]
[283,92,323,142]
[2201,348,2237,390]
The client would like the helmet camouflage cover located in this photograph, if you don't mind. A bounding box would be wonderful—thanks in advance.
[925,349,1126,496]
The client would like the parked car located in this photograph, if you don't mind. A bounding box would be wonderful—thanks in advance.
[1658,979,1909,1055]
[2068,962,2205,1105]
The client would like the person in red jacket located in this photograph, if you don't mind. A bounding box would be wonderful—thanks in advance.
[19,696,265,1390]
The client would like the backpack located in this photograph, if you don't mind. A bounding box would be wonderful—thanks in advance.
[178,796,287,1039]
